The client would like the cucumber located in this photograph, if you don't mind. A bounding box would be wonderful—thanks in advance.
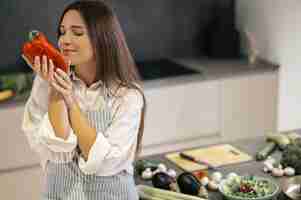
[266,133,290,150]
[137,185,207,200]
[256,141,277,161]
[138,190,165,200]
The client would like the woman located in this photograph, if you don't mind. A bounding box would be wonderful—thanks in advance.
[21,1,146,199]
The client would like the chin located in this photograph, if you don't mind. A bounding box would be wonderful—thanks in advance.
[70,60,81,66]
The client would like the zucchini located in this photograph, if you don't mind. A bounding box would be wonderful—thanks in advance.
[266,133,290,150]
[138,190,165,200]
[137,185,207,200]
[256,141,277,161]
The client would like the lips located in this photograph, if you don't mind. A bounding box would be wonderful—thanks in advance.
[63,49,76,52]
[62,49,76,55]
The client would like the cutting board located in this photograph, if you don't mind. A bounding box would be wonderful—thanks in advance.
[165,144,253,172]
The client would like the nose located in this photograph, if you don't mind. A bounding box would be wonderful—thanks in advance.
[59,32,72,47]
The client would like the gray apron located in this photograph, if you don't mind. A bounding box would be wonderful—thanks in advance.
[42,89,139,200]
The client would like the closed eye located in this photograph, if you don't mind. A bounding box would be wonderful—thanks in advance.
[59,25,86,36]
[72,29,84,36]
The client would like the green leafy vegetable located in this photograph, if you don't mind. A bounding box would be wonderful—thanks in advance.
[281,141,301,175]
[221,176,276,199]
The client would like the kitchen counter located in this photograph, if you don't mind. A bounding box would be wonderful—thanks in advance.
[143,57,279,89]
[135,130,301,200]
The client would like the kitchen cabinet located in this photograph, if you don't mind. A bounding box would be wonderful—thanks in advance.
[142,66,278,155]
[143,79,221,152]
[0,105,40,171]
[0,166,42,200]
[221,72,278,140]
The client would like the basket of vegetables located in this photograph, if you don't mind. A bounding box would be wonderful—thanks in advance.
[219,175,279,200]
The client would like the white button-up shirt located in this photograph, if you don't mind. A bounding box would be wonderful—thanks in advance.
[22,72,143,176]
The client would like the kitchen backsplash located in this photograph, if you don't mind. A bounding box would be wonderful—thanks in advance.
[110,0,236,61]
[0,0,236,73]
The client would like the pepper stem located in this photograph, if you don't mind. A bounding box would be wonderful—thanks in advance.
[29,30,40,41]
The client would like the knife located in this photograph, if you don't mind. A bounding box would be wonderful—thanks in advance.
[179,152,218,170]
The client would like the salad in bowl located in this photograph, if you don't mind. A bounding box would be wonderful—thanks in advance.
[219,175,279,200]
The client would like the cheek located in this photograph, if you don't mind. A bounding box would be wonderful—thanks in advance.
[86,47,95,59]
[82,42,94,59]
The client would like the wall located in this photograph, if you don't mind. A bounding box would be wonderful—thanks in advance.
[0,0,233,73]
[236,0,301,131]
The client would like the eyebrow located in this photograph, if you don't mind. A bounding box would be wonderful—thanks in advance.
[60,25,85,29]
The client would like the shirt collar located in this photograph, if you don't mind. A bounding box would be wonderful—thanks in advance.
[70,70,103,90]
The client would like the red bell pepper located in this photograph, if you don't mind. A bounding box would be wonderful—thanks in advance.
[22,30,69,73]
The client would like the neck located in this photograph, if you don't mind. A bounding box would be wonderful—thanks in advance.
[74,62,97,87]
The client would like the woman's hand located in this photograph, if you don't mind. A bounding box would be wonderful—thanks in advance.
[51,62,76,109]
[22,54,55,83]
[22,54,75,107]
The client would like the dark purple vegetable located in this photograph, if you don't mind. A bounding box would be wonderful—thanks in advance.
[152,172,175,190]
[177,172,201,196]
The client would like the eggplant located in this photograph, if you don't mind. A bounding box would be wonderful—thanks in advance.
[177,172,208,198]
[152,172,177,191]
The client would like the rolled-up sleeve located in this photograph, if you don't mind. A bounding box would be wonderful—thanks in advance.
[22,75,77,169]
[78,89,144,175]
[38,112,77,152]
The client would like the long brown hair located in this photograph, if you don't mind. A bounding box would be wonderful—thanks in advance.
[57,0,146,157]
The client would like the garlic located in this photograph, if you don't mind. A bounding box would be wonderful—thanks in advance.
[263,166,269,173]
[152,169,161,176]
[211,172,223,183]
[142,168,153,180]
[266,156,276,165]
[226,172,238,181]
[200,176,209,186]
[284,167,295,176]
[166,168,177,178]
[157,163,167,173]
[208,180,219,191]
[198,186,209,199]
[263,162,274,171]
[272,168,284,177]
